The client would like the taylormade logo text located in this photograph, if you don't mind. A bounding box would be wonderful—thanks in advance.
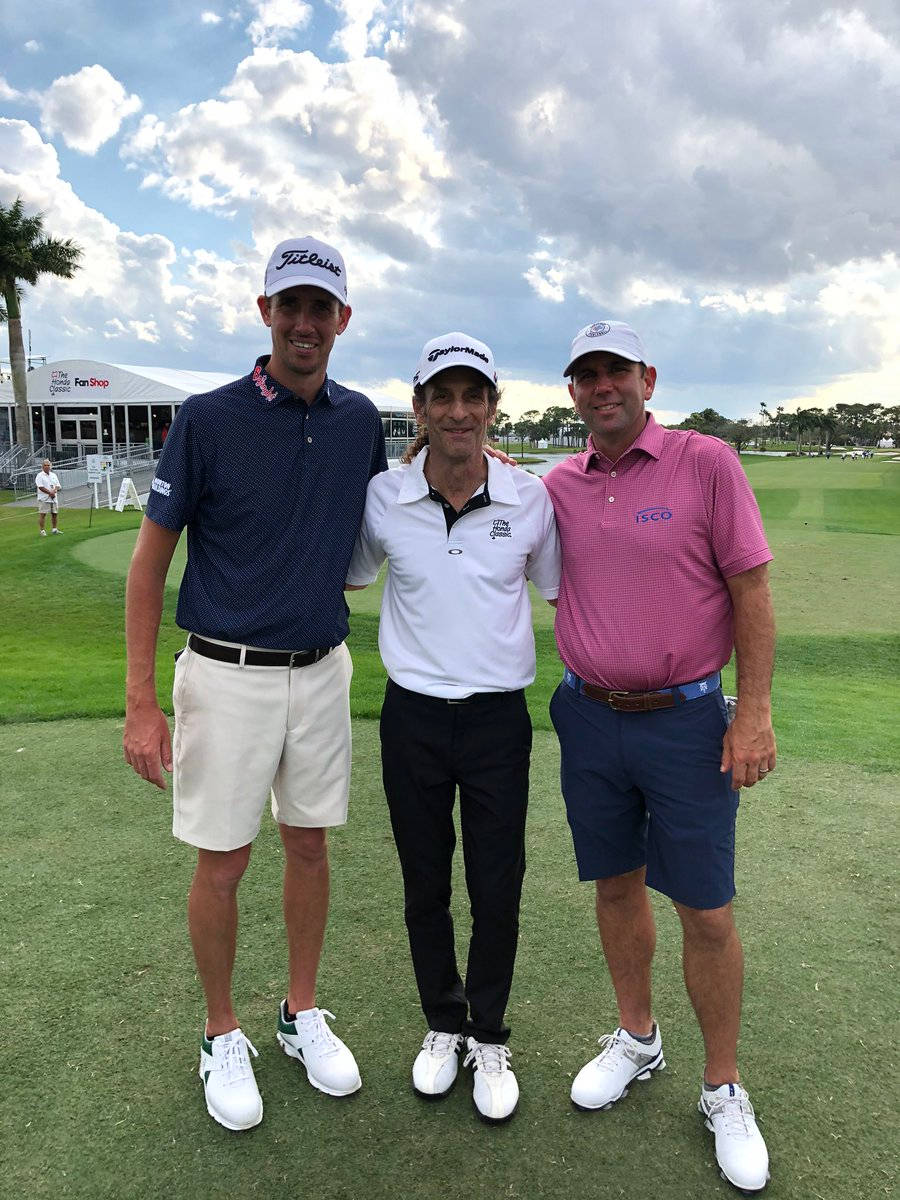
[427,344,489,365]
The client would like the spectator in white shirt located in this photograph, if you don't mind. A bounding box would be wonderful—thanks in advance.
[35,459,62,536]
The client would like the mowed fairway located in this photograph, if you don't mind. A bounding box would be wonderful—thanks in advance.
[1,455,897,1200]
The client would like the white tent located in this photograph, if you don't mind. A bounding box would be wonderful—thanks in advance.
[1,359,413,455]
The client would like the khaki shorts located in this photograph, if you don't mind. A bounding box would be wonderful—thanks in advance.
[172,639,353,851]
[38,498,59,513]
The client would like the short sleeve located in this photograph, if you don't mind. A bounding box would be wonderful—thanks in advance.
[145,399,203,532]
[370,419,388,479]
[526,483,561,598]
[706,444,772,578]
[346,475,388,585]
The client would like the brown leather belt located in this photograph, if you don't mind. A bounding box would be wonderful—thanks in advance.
[563,668,722,712]
[580,683,677,712]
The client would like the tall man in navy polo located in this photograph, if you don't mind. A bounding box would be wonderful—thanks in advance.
[123,237,387,1131]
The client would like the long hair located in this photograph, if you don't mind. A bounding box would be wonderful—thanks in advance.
[401,381,503,464]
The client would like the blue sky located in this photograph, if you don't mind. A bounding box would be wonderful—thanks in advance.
[1,0,898,421]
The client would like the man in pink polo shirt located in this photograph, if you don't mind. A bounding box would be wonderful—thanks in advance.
[543,321,776,1193]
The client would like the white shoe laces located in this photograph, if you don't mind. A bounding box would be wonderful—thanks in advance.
[464,1041,512,1075]
[297,1009,341,1055]
[705,1088,758,1137]
[592,1030,650,1071]
[217,1031,259,1084]
[423,1031,462,1057]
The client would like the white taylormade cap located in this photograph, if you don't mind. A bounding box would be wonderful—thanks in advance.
[563,321,647,377]
[413,332,498,388]
[264,237,348,305]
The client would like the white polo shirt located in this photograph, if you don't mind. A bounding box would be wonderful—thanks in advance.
[346,449,561,698]
[35,470,60,499]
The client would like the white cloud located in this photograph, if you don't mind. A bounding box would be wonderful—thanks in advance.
[38,65,141,154]
[24,40,42,53]
[699,289,789,316]
[201,10,222,23]
[0,120,255,370]
[0,76,24,101]
[626,281,690,308]
[329,0,392,58]
[524,266,566,304]
[121,47,449,262]
[246,0,312,46]
[104,317,160,343]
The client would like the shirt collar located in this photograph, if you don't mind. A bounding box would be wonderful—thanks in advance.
[397,447,519,505]
[250,356,333,408]
[581,411,664,471]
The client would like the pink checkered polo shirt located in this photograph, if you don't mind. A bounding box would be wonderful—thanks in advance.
[543,413,772,692]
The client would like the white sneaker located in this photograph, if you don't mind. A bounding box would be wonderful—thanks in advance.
[699,1082,770,1192]
[51,528,63,534]
[276,1002,361,1096]
[199,1028,263,1131]
[464,1037,519,1123]
[39,530,47,537]
[412,1030,463,1098]
[570,1025,665,1110]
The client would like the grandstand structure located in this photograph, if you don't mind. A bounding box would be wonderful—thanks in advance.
[0,359,416,465]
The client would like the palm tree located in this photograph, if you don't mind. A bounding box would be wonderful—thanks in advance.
[791,408,809,455]
[0,197,82,448]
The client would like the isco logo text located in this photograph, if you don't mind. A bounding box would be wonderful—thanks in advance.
[635,506,672,524]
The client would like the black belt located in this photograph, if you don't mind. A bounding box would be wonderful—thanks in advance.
[387,679,522,705]
[188,634,333,668]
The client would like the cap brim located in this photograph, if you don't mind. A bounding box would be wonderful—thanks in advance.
[415,359,497,388]
[265,274,346,305]
[563,347,642,377]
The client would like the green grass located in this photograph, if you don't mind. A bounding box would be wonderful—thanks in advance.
[1,453,898,1199]
[2,719,896,1200]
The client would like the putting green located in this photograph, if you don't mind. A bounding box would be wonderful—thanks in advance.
[70,456,900,636]
[69,526,387,615]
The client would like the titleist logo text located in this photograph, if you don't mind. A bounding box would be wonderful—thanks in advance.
[275,250,342,277]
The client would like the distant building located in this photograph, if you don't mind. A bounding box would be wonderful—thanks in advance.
[0,359,415,460]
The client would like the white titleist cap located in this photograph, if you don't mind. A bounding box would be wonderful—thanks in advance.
[264,237,348,304]
[413,332,498,388]
[563,321,647,376]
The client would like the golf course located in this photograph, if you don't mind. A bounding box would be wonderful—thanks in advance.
[1,452,897,1199]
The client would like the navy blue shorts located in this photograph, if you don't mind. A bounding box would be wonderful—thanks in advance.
[549,680,739,910]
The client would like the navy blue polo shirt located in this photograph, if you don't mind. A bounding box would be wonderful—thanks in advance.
[146,356,388,649]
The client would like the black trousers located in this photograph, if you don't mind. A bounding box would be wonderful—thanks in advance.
[379,679,532,1044]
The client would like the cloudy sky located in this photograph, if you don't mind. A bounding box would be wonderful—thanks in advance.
[1,0,897,421]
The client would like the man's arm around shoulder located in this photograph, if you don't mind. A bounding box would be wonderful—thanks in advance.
[721,562,776,790]
[123,516,182,789]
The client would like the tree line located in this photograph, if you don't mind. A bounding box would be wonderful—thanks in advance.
[491,400,899,454]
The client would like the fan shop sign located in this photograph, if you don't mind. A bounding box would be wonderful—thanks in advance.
[48,370,110,396]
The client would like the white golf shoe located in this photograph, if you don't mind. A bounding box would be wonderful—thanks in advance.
[570,1025,665,1110]
[464,1037,519,1123]
[276,1002,361,1096]
[699,1082,770,1193]
[412,1030,463,1098]
[199,1028,263,1131]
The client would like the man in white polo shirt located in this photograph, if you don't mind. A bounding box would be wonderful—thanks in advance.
[346,332,560,1123]
[35,459,62,535]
